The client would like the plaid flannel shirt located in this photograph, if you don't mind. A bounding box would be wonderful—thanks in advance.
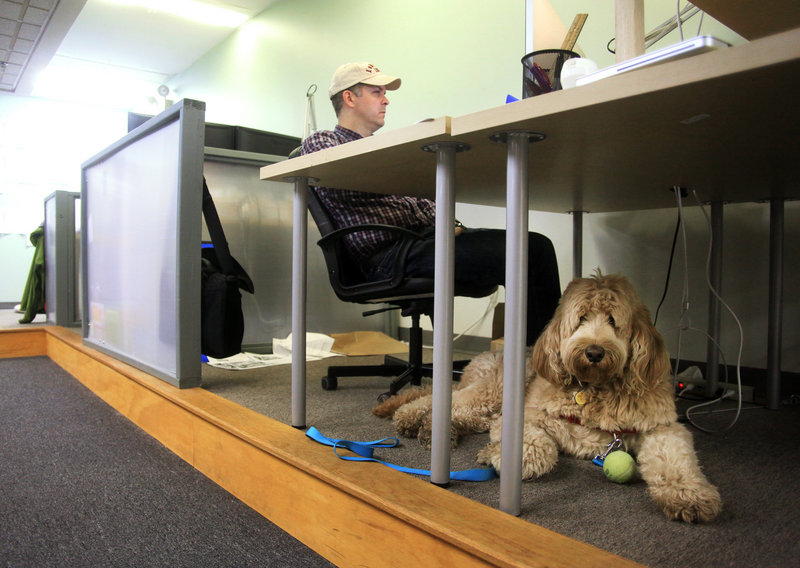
[301,125,436,258]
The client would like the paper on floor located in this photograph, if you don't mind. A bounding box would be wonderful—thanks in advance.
[204,332,340,370]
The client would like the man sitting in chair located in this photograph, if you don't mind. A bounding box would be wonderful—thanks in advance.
[302,62,561,344]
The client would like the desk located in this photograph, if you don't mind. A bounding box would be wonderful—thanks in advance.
[261,28,800,514]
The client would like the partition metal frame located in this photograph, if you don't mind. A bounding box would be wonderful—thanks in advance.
[80,99,206,388]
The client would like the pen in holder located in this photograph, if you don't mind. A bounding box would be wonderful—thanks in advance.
[521,49,580,98]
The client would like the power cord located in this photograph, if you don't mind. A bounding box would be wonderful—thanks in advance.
[667,186,746,433]
[420,288,501,350]
[684,189,745,433]
[654,212,681,325]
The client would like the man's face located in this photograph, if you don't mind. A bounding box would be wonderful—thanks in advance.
[348,84,389,134]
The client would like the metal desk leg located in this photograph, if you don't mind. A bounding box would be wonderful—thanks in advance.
[422,142,468,486]
[570,210,585,279]
[287,176,312,429]
[492,131,545,515]
[767,198,784,410]
[705,201,723,397]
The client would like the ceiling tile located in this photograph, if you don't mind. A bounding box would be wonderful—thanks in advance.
[0,2,24,20]
[12,36,32,52]
[23,6,48,25]
[30,0,56,9]
[18,21,38,40]
[1,18,18,34]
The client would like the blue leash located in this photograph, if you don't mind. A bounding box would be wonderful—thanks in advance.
[305,427,496,482]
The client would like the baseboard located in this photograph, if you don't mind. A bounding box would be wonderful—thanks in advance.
[0,326,642,568]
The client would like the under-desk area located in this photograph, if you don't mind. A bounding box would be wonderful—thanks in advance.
[260,25,800,515]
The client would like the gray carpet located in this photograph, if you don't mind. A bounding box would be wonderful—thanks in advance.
[202,354,800,568]
[0,356,333,568]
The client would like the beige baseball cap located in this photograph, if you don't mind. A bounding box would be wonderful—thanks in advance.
[328,62,401,98]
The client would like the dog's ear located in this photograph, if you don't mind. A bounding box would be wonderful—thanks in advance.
[626,303,670,393]
[533,293,574,387]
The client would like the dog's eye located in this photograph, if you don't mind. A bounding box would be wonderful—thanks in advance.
[579,316,587,325]
[608,315,616,327]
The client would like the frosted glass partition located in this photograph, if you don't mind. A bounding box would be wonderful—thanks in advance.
[81,99,205,388]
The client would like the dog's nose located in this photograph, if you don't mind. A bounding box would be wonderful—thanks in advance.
[585,345,605,363]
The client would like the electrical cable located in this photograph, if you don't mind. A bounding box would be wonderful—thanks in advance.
[654,212,681,325]
[682,190,745,433]
[668,186,746,433]
[420,288,501,350]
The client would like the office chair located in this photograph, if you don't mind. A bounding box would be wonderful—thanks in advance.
[306,186,497,401]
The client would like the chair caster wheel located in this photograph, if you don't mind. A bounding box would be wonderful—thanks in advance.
[377,391,392,403]
[321,375,338,391]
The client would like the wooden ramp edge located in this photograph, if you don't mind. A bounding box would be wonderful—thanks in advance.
[1,327,643,568]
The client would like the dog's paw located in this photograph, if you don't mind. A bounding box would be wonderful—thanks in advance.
[476,441,502,470]
[392,404,428,438]
[476,438,558,480]
[651,481,722,523]
[415,414,459,450]
[520,436,559,479]
[394,411,424,439]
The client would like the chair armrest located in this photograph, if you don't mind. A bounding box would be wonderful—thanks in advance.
[316,223,426,247]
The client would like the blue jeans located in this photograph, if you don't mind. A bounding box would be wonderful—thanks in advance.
[363,228,561,345]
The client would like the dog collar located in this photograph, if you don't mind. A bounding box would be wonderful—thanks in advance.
[560,414,638,435]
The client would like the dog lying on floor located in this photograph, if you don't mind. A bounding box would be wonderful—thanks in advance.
[373,272,721,523]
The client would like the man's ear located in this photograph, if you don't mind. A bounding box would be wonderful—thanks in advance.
[341,89,357,110]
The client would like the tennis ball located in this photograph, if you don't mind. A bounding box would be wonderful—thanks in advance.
[603,450,636,483]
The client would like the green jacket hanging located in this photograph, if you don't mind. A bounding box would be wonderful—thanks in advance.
[18,225,45,324]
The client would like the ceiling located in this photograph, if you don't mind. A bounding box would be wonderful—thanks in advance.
[0,0,277,107]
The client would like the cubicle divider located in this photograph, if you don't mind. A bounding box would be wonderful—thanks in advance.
[80,99,206,388]
[44,190,81,327]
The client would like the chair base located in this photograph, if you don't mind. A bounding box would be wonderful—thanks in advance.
[321,355,471,401]
[320,313,472,401]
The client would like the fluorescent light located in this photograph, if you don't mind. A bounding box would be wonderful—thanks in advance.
[105,0,249,27]
[32,56,169,112]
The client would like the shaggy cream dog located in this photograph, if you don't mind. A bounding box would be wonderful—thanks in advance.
[373,273,721,523]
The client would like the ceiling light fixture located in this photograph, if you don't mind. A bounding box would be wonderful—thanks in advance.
[104,0,249,28]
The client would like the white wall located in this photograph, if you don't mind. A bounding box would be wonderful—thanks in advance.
[169,0,525,136]
[0,94,127,304]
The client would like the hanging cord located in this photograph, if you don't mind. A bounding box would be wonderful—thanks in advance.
[654,211,681,325]
[303,84,318,140]
[682,190,746,433]
[669,187,746,432]
[421,288,501,350]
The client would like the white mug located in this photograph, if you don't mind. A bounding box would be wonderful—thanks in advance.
[560,58,599,89]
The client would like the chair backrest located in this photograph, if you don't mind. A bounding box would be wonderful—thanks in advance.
[306,186,371,291]
[294,145,497,310]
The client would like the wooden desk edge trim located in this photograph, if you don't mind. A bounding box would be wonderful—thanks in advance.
[259,116,452,182]
[0,326,643,568]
